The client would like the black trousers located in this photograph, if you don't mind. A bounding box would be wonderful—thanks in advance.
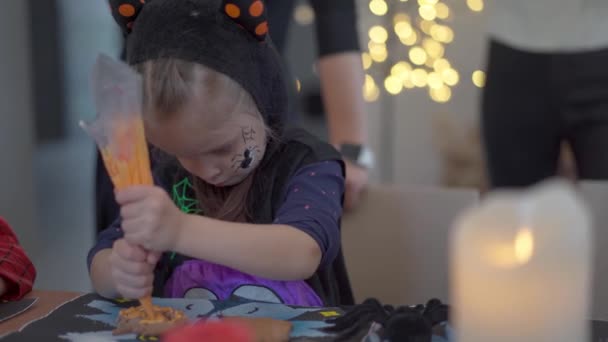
[482,40,608,188]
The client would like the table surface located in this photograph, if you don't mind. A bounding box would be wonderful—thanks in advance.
[3,291,608,341]
[0,290,81,335]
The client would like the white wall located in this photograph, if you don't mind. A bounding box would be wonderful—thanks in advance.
[359,1,488,186]
[58,0,121,138]
[0,0,38,251]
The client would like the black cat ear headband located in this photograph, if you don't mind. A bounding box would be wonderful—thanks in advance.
[109,0,270,41]
[222,0,269,41]
[106,0,286,130]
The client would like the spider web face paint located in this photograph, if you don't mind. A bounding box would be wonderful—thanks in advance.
[170,177,202,261]
[172,177,202,214]
[242,127,256,144]
[231,126,263,172]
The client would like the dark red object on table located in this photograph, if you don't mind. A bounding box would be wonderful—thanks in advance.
[164,320,255,342]
[0,217,36,301]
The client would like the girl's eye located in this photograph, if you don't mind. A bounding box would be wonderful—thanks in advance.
[213,145,232,154]
[208,141,235,155]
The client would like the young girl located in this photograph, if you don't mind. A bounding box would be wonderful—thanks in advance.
[88,0,353,307]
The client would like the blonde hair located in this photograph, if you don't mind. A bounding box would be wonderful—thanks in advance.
[138,59,266,221]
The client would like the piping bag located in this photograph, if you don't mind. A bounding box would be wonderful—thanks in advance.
[80,54,155,318]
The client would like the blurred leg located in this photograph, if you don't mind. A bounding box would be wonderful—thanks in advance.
[561,47,608,180]
[482,40,561,188]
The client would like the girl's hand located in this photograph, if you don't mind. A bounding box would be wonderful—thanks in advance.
[116,185,186,252]
[110,239,160,300]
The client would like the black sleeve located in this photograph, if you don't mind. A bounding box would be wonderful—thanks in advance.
[309,0,361,57]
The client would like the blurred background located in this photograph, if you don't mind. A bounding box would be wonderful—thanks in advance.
[0,0,487,292]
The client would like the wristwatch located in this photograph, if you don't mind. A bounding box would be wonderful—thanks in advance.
[338,144,375,169]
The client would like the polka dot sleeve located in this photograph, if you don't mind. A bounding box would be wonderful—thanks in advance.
[87,218,124,273]
[273,161,344,269]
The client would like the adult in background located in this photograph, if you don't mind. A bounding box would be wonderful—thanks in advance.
[482,0,608,188]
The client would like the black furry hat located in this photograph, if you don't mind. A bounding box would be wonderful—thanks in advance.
[108,0,287,130]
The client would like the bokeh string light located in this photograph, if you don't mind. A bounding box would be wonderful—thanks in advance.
[363,0,485,103]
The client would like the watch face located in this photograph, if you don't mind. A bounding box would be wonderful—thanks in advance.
[340,144,375,169]
[340,144,363,162]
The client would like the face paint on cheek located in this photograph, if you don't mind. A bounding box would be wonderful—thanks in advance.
[240,148,255,169]
[231,145,262,171]
[241,127,256,144]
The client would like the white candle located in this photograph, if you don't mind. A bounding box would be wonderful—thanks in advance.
[451,181,593,342]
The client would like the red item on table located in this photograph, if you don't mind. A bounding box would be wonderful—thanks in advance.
[163,320,254,342]
[0,217,36,300]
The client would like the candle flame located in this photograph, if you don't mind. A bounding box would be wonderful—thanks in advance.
[484,227,535,268]
[514,228,534,264]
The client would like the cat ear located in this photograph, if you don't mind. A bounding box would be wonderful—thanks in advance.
[108,0,149,34]
[222,0,269,41]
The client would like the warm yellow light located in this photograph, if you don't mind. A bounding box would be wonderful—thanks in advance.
[442,68,459,86]
[364,87,380,102]
[430,85,451,102]
[409,47,427,65]
[294,4,315,25]
[384,75,403,95]
[423,39,444,59]
[484,226,536,268]
[419,5,437,21]
[364,75,380,102]
[371,49,388,63]
[472,70,486,87]
[435,2,450,19]
[427,72,443,89]
[467,0,484,12]
[371,52,388,63]
[431,25,454,43]
[411,68,428,87]
[369,43,388,63]
[394,22,413,38]
[392,61,413,75]
[393,13,410,24]
[296,78,302,92]
[391,61,413,80]
[433,58,451,71]
[370,0,388,16]
[369,25,389,43]
[420,20,435,35]
[361,53,373,70]
[514,228,534,265]
[403,78,415,89]
[399,31,417,46]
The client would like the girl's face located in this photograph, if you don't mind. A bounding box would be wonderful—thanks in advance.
[145,97,267,187]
